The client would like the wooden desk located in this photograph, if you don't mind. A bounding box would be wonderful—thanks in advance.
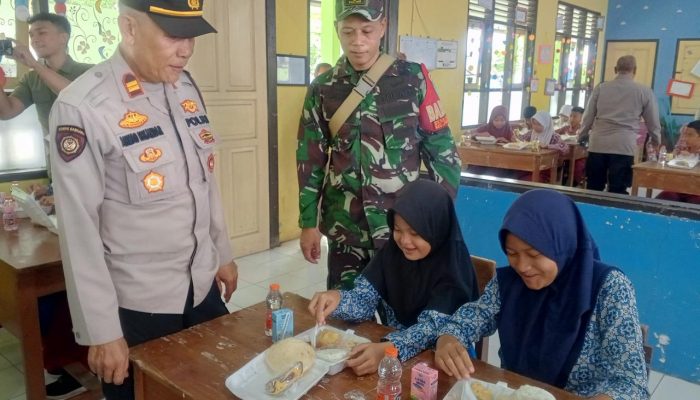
[564,144,588,187]
[0,220,101,400]
[457,143,559,184]
[130,293,581,399]
[631,161,700,197]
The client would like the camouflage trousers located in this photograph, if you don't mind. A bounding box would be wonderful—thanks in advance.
[327,241,376,290]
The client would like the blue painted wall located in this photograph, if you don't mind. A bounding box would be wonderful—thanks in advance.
[456,185,700,383]
[605,0,698,126]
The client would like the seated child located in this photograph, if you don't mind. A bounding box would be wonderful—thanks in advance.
[308,179,479,375]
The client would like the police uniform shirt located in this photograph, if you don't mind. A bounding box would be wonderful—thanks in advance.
[49,50,233,346]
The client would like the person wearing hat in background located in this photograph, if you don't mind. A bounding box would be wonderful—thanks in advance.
[48,1,238,398]
[297,0,461,290]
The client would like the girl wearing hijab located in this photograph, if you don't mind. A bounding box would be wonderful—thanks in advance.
[434,190,648,399]
[475,105,514,143]
[516,112,569,182]
[308,179,479,376]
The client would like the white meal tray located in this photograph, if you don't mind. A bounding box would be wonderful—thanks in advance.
[225,351,330,400]
[225,326,370,399]
[475,136,498,144]
[443,378,515,400]
[667,157,699,170]
[502,142,530,150]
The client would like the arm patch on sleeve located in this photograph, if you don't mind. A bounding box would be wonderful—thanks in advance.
[418,64,449,133]
[56,125,87,162]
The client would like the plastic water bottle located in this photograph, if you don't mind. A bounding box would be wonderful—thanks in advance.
[658,145,667,165]
[377,346,402,400]
[646,142,657,162]
[265,283,282,336]
[3,197,18,232]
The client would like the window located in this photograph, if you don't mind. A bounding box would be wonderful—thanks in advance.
[462,0,537,127]
[550,2,599,115]
[1,2,119,176]
[308,0,323,82]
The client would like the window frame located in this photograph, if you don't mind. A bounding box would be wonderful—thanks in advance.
[462,0,537,128]
[551,2,600,115]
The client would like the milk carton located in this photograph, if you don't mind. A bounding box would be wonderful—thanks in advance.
[271,308,293,343]
[410,362,438,400]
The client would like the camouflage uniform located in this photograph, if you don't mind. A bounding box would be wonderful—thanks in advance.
[297,56,461,289]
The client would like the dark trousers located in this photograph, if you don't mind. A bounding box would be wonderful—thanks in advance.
[326,241,375,290]
[585,152,634,194]
[102,281,228,400]
[39,292,88,372]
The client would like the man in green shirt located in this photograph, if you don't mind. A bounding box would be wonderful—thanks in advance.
[0,13,92,399]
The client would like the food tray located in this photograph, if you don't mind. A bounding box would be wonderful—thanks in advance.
[443,378,515,400]
[298,326,370,375]
[474,136,498,144]
[502,142,529,150]
[225,351,330,400]
[667,157,699,169]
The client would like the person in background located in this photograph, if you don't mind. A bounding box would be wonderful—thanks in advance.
[474,105,514,143]
[297,0,461,290]
[518,112,568,182]
[49,1,238,399]
[314,62,332,78]
[309,180,478,375]
[557,106,586,186]
[521,105,537,135]
[435,189,649,400]
[579,55,660,194]
[656,120,700,204]
[557,104,572,128]
[0,13,92,399]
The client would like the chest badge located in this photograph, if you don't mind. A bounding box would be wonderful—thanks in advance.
[123,73,143,98]
[207,153,215,173]
[181,99,199,114]
[139,147,163,163]
[143,171,165,193]
[119,111,148,129]
[199,129,215,144]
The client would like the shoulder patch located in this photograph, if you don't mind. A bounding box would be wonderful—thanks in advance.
[56,125,87,162]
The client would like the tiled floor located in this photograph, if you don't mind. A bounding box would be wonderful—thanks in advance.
[1,239,698,400]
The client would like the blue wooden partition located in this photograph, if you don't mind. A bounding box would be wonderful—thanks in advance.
[455,178,700,383]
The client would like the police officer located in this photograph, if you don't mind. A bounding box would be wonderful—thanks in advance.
[297,0,461,290]
[49,1,237,399]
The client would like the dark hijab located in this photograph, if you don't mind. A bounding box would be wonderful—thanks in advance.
[496,189,615,387]
[476,105,514,140]
[362,180,478,327]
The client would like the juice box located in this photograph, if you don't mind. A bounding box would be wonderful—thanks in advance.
[410,362,438,400]
[271,308,293,342]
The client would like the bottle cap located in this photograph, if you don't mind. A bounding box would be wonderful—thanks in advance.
[270,283,280,291]
[384,346,398,357]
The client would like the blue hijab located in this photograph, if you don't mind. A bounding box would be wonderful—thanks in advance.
[496,189,614,388]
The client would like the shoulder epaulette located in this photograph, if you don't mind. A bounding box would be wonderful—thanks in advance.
[58,63,110,107]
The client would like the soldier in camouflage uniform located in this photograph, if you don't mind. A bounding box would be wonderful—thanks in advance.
[297,0,461,290]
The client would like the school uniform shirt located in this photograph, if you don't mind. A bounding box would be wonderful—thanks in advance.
[439,272,648,399]
[49,50,233,346]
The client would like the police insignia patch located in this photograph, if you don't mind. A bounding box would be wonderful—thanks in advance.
[119,111,148,129]
[198,129,215,144]
[143,171,165,193]
[56,125,87,162]
[181,99,199,114]
[345,0,366,6]
[123,73,143,98]
[207,153,215,173]
[139,147,163,163]
[188,0,200,10]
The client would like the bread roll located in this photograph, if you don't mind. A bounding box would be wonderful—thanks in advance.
[264,338,315,374]
[471,381,494,400]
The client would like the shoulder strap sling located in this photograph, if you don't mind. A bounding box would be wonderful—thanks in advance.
[328,54,396,137]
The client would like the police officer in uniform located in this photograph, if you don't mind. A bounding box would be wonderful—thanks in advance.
[297,0,461,290]
[49,1,237,398]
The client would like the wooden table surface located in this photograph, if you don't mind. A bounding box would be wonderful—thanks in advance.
[130,293,582,399]
[0,220,102,400]
[457,142,559,184]
[631,160,700,197]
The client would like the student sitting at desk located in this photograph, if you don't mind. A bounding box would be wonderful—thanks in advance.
[556,106,587,186]
[474,105,514,143]
[434,189,649,400]
[656,120,700,204]
[517,112,569,182]
[308,180,478,375]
